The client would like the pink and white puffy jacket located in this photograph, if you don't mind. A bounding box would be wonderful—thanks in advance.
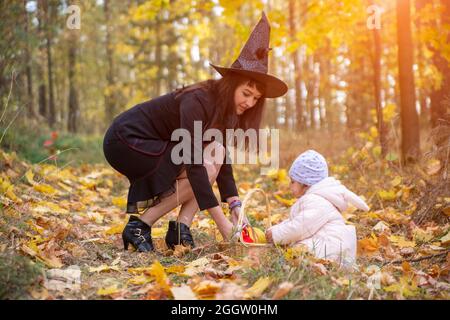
[269,177,369,266]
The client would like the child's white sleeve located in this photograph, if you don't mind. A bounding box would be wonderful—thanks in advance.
[343,188,370,211]
[270,199,329,245]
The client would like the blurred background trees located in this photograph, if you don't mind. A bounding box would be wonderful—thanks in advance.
[0,0,449,164]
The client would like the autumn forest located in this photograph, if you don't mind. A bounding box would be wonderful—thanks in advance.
[0,0,449,301]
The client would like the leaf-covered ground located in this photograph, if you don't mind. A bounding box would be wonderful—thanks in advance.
[0,140,449,300]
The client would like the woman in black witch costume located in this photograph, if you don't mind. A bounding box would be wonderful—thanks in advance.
[103,12,287,252]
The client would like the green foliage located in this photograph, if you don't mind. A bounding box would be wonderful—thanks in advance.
[1,122,105,165]
[0,254,43,299]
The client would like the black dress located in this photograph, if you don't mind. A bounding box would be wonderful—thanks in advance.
[102,86,238,213]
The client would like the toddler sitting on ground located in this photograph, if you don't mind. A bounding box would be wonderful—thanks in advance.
[265,150,369,267]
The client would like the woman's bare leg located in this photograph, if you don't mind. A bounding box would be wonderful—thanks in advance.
[176,197,199,226]
[176,142,228,226]
[139,142,224,227]
[138,175,194,226]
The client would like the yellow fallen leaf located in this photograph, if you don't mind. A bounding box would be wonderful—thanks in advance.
[378,189,398,201]
[152,227,166,238]
[367,211,381,219]
[184,257,209,276]
[165,265,186,274]
[127,275,153,285]
[0,177,21,203]
[112,197,126,208]
[389,235,416,248]
[21,243,39,257]
[412,227,434,243]
[5,189,20,203]
[89,264,120,273]
[244,277,272,299]
[87,211,104,224]
[57,182,73,193]
[105,222,126,235]
[34,184,57,195]
[171,285,197,300]
[149,260,171,292]
[25,170,37,186]
[284,246,309,261]
[127,267,153,274]
[440,232,450,245]
[333,277,351,286]
[97,285,120,296]
[384,276,418,298]
[33,201,69,215]
[27,220,45,235]
[390,176,402,187]
[39,255,63,269]
[193,280,221,299]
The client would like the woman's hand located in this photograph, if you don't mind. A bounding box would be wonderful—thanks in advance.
[231,206,239,225]
[208,206,233,240]
[231,206,249,226]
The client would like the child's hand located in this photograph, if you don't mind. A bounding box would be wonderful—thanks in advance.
[265,229,273,243]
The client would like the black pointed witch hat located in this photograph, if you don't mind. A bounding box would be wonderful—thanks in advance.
[210,12,288,98]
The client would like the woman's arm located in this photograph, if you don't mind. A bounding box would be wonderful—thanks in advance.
[179,93,221,210]
[226,196,240,225]
[208,205,234,240]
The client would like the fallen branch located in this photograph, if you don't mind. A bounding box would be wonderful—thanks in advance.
[382,249,450,266]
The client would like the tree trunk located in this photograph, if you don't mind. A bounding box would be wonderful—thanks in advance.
[36,0,47,119]
[396,0,420,163]
[44,0,56,127]
[155,17,163,96]
[415,0,430,124]
[104,0,117,126]
[67,31,79,133]
[289,0,304,131]
[23,0,37,119]
[321,55,333,132]
[372,17,388,156]
[305,55,316,129]
[430,0,450,127]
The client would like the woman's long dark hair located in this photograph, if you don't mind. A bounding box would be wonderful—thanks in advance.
[175,71,267,150]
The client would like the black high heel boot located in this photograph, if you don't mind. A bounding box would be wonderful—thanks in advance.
[122,216,154,252]
[165,221,195,249]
